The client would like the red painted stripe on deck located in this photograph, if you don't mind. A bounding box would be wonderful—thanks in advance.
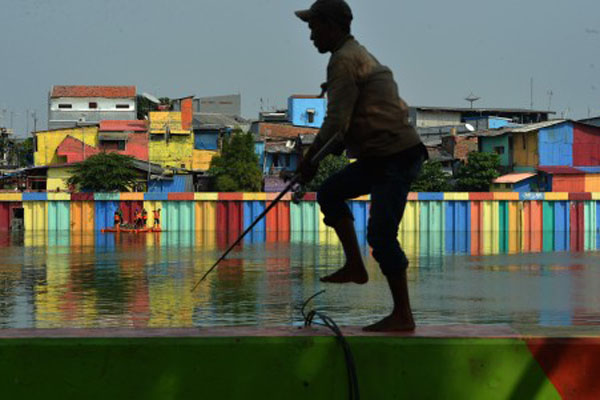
[527,338,600,400]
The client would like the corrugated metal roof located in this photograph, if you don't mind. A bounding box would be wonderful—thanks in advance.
[493,172,536,184]
[192,113,249,129]
[414,106,555,114]
[99,120,147,132]
[51,85,136,98]
[537,166,584,175]
[510,120,567,133]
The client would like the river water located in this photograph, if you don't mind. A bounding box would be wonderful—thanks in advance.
[1,230,599,331]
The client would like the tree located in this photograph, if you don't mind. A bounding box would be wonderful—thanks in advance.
[305,153,350,192]
[411,160,452,192]
[454,151,501,191]
[14,138,33,167]
[208,130,262,192]
[67,152,140,192]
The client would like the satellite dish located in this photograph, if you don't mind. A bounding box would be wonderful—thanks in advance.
[142,92,161,104]
[465,123,475,132]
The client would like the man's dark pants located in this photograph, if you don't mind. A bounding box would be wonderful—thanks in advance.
[317,151,424,278]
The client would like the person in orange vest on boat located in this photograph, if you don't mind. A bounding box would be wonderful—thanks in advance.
[153,208,161,227]
[134,209,141,228]
[114,210,121,228]
[142,209,148,227]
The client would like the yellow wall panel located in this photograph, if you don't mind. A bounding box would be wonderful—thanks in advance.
[585,175,600,192]
[195,193,219,201]
[24,201,48,231]
[195,201,216,231]
[144,201,162,227]
[193,150,218,170]
[34,126,98,166]
[0,193,22,201]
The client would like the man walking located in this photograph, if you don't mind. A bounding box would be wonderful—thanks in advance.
[295,0,427,331]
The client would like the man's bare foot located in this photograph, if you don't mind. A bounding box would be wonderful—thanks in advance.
[320,264,368,284]
[362,314,415,332]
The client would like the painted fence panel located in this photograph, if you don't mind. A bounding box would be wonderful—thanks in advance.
[266,201,290,232]
[584,201,596,251]
[120,201,144,225]
[290,202,320,232]
[349,201,368,232]
[94,201,120,231]
[542,201,554,252]
[217,201,243,232]
[164,201,194,231]
[47,201,70,231]
[195,201,216,231]
[243,201,266,234]
[144,201,163,228]
[554,201,569,251]
[24,201,47,231]
[570,201,585,251]
[0,202,14,231]
[70,201,95,233]
[399,201,419,233]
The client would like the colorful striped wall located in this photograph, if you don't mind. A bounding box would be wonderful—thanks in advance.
[3,192,600,251]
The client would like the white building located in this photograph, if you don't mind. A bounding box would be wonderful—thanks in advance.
[48,85,137,130]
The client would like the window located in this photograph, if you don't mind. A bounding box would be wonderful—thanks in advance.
[150,134,165,141]
[116,104,130,109]
[89,102,98,109]
[58,104,72,109]
[307,109,315,123]
[494,146,505,155]
[117,141,126,150]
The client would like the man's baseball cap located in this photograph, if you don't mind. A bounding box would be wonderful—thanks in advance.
[295,0,353,27]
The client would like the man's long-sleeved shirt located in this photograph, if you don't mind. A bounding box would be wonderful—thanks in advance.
[314,35,422,159]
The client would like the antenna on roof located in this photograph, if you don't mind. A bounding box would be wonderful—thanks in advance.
[465,92,480,109]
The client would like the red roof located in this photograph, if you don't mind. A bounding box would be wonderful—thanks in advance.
[51,85,136,98]
[537,166,584,175]
[99,120,147,132]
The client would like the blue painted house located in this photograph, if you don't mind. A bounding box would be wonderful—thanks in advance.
[287,95,326,128]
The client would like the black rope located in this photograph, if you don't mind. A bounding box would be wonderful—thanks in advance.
[300,291,360,400]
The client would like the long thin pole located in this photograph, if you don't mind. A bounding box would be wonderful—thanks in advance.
[191,175,299,291]
[191,132,340,291]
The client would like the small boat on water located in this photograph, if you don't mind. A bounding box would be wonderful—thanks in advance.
[101,226,162,234]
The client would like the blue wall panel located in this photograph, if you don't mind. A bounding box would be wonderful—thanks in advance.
[94,201,120,231]
[554,201,569,251]
[243,201,266,234]
[444,201,470,253]
[194,131,219,150]
[538,123,573,166]
[349,201,368,232]
[287,97,326,128]
[23,192,47,201]
[148,176,190,193]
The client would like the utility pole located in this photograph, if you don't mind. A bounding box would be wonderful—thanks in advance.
[32,111,38,133]
[547,90,553,111]
[26,109,29,135]
[530,77,534,110]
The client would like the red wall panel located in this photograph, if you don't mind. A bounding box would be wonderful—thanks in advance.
[0,203,10,231]
[553,175,585,192]
[120,201,144,225]
[573,123,600,166]
[217,201,243,231]
[570,201,585,251]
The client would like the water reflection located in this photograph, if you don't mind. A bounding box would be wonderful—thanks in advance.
[0,230,599,330]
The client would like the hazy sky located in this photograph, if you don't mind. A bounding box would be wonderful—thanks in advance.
[1,0,599,137]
